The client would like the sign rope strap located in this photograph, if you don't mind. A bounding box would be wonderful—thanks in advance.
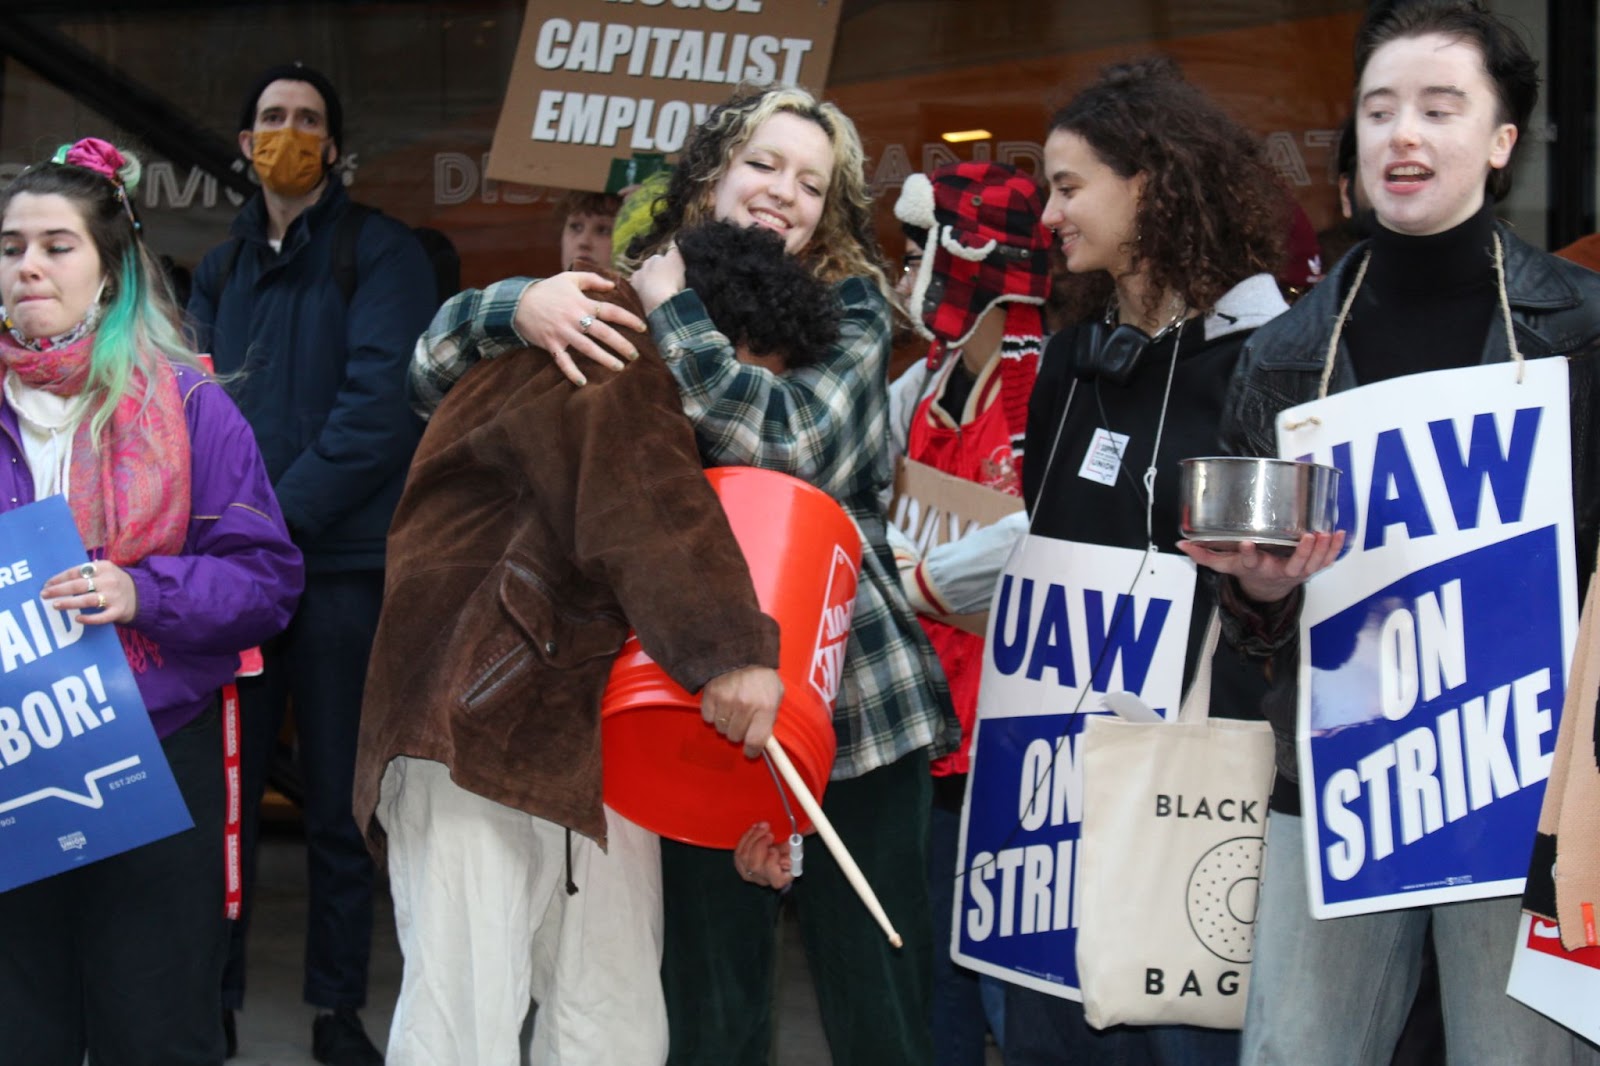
[1290,232,1526,433]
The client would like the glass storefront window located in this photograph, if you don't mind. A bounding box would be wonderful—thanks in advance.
[0,1,1578,293]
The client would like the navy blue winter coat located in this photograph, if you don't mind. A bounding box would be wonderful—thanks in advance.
[188,180,433,572]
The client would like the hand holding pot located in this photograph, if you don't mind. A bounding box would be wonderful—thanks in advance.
[1178,531,1345,603]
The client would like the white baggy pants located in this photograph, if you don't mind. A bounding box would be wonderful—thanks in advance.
[377,756,668,1065]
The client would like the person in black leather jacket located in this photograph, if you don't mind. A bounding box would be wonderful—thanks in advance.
[1182,4,1600,1064]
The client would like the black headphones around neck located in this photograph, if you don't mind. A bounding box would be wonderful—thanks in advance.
[1074,307,1188,386]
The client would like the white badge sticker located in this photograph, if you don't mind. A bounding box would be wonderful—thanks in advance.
[1078,427,1129,487]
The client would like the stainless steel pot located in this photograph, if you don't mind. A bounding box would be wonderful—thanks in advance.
[1178,457,1340,551]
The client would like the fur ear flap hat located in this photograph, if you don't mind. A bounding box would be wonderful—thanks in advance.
[895,162,1050,458]
[894,161,1051,351]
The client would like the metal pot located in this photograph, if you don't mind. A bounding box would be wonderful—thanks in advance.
[1178,457,1340,551]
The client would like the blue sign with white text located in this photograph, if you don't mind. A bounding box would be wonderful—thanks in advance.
[1306,528,1564,906]
[957,711,1089,995]
[1280,360,1578,917]
[953,535,1197,998]
[0,496,191,893]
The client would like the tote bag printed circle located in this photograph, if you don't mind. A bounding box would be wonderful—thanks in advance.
[1074,616,1275,1030]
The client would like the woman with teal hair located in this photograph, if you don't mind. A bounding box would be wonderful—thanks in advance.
[0,138,303,1065]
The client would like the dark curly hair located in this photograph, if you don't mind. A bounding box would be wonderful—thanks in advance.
[1048,56,1287,324]
[678,220,841,369]
[1354,0,1538,202]
[623,86,890,298]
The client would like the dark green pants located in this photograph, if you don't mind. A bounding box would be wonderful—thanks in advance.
[662,747,935,1065]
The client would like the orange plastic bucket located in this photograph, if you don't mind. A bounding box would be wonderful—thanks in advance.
[600,466,859,848]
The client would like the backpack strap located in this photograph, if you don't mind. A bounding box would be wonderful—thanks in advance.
[200,202,375,312]
[333,202,377,305]
[203,237,244,308]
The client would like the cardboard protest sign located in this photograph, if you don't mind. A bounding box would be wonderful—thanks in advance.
[0,496,191,894]
[889,457,1025,635]
[1277,360,1576,918]
[953,535,1196,998]
[489,0,846,191]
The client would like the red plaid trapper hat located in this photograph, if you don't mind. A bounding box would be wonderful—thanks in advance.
[894,161,1051,350]
[894,162,1050,457]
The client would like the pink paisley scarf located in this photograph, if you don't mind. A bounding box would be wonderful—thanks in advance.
[0,333,190,568]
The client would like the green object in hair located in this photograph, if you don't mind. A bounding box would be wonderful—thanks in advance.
[611,170,672,270]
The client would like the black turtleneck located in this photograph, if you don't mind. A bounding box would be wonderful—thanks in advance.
[1345,199,1499,385]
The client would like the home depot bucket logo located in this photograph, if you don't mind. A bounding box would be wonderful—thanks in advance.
[809,545,858,705]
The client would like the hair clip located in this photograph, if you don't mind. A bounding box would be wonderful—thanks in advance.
[112,184,142,233]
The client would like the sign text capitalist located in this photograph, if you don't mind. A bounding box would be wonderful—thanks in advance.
[528,23,809,149]
[490,0,844,189]
[534,21,810,84]
[1280,360,1577,917]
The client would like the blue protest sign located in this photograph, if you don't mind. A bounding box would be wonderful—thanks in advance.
[954,535,1196,998]
[0,496,191,894]
[958,710,1087,996]
[1279,360,1577,917]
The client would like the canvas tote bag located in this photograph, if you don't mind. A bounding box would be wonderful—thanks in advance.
[1076,611,1275,1029]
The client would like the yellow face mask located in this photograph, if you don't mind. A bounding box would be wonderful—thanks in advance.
[251,128,327,198]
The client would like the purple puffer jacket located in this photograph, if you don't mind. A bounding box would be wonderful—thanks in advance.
[0,364,304,737]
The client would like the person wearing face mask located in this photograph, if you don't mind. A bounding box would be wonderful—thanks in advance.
[187,61,436,1066]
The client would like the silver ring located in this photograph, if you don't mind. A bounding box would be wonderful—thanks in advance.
[78,562,95,579]
[85,577,96,594]
[578,314,595,334]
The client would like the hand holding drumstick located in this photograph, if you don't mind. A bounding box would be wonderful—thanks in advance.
[729,738,904,948]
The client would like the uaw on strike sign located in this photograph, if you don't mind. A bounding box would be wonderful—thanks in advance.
[489,0,845,191]
[0,496,190,893]
[953,535,1196,998]
[1279,359,1577,918]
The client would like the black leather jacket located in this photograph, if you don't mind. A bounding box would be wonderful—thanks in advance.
[1216,221,1600,787]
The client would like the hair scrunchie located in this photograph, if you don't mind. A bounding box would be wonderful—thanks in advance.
[50,138,141,229]
[56,138,127,182]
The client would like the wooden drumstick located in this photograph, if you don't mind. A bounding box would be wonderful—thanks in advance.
[764,736,903,948]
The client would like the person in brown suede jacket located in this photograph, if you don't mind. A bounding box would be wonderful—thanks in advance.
[354,262,783,1065]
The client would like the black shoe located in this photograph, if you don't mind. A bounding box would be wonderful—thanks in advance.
[222,1008,237,1059]
[312,1007,384,1066]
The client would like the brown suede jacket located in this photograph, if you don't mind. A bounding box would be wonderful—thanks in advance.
[354,279,780,857]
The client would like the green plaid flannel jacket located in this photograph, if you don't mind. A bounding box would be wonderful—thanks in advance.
[411,275,956,780]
